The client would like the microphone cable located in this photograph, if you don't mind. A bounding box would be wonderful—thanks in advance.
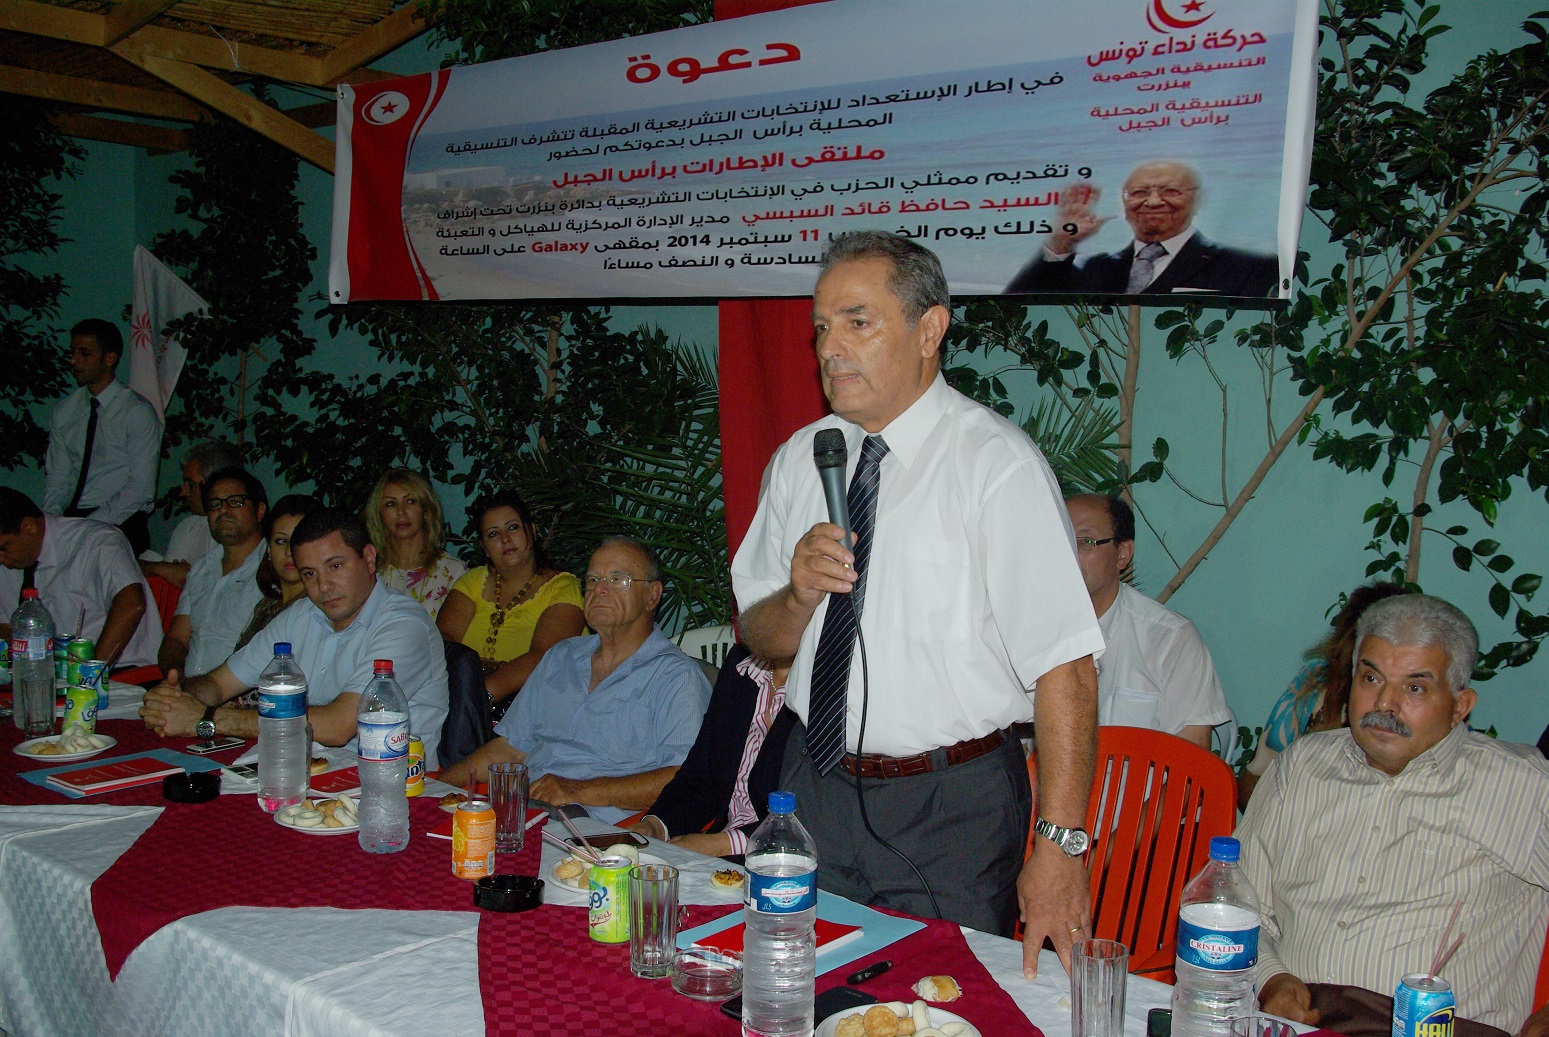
[850,621,942,920]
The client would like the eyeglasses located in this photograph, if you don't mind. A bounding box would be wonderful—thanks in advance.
[1076,536,1118,550]
[1123,186,1195,203]
[205,494,252,512]
[584,573,654,591]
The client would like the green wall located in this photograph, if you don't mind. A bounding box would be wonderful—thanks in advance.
[8,2,1547,747]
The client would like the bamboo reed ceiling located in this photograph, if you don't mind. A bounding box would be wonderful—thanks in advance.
[0,0,434,170]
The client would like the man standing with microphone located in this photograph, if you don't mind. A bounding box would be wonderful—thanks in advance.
[733,231,1104,976]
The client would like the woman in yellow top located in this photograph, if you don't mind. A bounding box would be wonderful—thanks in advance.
[436,490,585,722]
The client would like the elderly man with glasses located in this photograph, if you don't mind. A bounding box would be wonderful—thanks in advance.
[440,536,712,823]
[1004,160,1279,297]
[1065,493,1234,756]
[157,467,267,678]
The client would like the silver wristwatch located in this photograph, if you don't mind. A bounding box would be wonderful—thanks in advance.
[1033,816,1091,856]
[196,706,217,741]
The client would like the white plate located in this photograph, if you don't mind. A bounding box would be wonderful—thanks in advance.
[13,734,116,763]
[547,851,667,891]
[274,806,360,836]
[708,865,746,892]
[817,1004,980,1037]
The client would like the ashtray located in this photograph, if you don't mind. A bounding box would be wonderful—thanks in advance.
[671,947,743,1001]
[474,873,543,913]
[162,770,219,803]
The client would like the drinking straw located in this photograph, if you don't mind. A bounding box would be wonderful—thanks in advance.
[1427,900,1463,980]
[76,606,86,639]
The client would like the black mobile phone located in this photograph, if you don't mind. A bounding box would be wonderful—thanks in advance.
[1148,1007,1173,1037]
[720,988,882,1023]
[569,832,648,850]
[186,737,245,755]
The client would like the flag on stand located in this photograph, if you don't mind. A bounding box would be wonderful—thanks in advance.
[129,245,207,421]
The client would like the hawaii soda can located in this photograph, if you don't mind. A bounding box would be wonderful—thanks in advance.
[451,799,496,880]
[1394,974,1455,1037]
[588,855,633,943]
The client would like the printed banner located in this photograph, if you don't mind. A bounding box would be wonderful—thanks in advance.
[330,0,1316,303]
[129,245,207,421]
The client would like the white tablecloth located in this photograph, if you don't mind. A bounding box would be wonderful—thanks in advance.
[0,809,1174,1037]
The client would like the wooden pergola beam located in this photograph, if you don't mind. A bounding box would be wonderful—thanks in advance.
[102,0,180,47]
[0,62,208,122]
[319,2,429,84]
[50,111,190,153]
[112,47,334,172]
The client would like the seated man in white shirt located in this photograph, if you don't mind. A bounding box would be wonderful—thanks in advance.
[157,468,267,679]
[1066,493,1234,755]
[140,508,450,767]
[0,488,161,668]
[141,439,244,588]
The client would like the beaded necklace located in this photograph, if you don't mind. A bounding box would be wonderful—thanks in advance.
[483,566,539,659]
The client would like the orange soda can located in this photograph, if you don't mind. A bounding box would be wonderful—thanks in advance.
[451,799,496,880]
[405,736,425,797]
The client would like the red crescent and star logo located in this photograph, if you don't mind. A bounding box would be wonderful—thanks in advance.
[1148,0,1215,33]
[362,90,411,127]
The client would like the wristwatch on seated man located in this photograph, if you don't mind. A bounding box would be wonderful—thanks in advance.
[196,705,217,740]
[1034,816,1091,856]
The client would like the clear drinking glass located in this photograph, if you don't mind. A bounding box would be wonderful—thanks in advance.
[1071,938,1128,1037]
[629,863,680,979]
[1230,1015,1297,1037]
[487,762,529,852]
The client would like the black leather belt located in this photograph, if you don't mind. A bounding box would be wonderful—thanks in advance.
[840,730,1006,779]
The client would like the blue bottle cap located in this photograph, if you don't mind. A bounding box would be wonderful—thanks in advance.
[273,642,293,656]
[1209,836,1241,862]
[768,790,796,814]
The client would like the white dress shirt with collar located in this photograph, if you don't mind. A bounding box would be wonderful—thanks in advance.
[733,374,1105,757]
[175,544,265,677]
[44,380,162,524]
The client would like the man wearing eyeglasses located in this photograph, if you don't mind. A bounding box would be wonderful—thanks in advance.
[0,488,160,668]
[1066,494,1233,756]
[1003,161,1278,298]
[157,468,267,678]
[440,537,712,824]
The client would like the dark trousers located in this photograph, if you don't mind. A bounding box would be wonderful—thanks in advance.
[64,508,150,555]
[779,722,1031,936]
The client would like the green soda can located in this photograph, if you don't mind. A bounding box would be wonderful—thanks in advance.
[63,685,97,733]
[66,638,95,688]
[588,855,633,944]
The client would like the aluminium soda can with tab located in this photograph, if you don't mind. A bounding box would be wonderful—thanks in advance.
[451,799,496,880]
[588,855,632,943]
[63,685,97,733]
[1393,973,1455,1037]
[404,736,425,797]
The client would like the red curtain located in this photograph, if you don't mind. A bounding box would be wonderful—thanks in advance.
[715,0,831,565]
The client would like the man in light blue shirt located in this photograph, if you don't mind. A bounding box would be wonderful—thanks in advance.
[159,468,266,678]
[441,538,711,825]
[141,508,450,767]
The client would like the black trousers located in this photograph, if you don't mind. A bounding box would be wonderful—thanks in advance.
[779,722,1031,936]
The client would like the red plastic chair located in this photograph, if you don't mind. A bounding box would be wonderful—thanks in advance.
[145,575,182,632]
[1536,921,1549,1011]
[1023,726,1237,982]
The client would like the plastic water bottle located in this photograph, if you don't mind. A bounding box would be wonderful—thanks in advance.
[357,659,410,853]
[743,790,819,1037]
[10,589,55,737]
[256,642,308,813]
[1171,836,1262,1037]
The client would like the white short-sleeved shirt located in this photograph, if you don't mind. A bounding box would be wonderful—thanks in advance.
[224,581,450,768]
[1095,583,1234,750]
[160,514,217,566]
[732,375,1105,757]
[0,516,161,667]
[175,544,265,677]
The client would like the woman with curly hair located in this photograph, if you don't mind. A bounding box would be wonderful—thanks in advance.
[364,468,466,619]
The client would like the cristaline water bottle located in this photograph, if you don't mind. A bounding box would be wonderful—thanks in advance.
[743,791,819,1037]
[1171,836,1262,1037]
[357,659,410,853]
[256,643,308,812]
[10,589,55,737]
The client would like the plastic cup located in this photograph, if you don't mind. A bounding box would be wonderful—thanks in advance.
[487,762,529,852]
[1230,1016,1297,1037]
[628,864,679,979]
[1071,938,1127,1037]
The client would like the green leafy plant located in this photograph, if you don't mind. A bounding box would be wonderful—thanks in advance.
[0,99,82,470]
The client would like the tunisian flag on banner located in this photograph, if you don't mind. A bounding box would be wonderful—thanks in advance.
[129,245,207,421]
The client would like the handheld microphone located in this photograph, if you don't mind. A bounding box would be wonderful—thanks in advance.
[813,429,852,551]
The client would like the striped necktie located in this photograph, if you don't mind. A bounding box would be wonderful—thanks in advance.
[805,434,889,775]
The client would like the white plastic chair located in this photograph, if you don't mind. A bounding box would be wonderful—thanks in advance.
[675,623,735,669]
